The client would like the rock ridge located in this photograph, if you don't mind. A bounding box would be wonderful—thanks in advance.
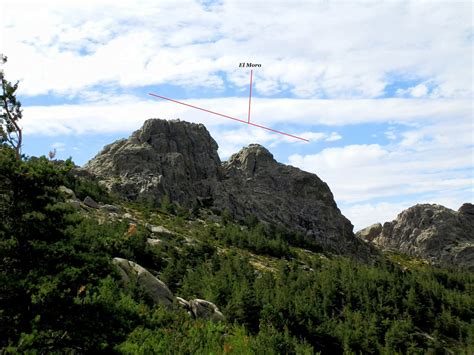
[85,118,375,260]
[357,203,474,269]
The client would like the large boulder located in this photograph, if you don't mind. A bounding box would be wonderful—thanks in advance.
[112,257,174,306]
[85,119,376,261]
[361,203,474,270]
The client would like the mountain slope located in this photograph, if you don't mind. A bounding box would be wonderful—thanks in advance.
[84,118,375,261]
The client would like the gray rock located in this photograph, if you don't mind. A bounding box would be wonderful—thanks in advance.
[112,257,174,306]
[59,185,75,199]
[363,203,474,270]
[85,119,377,261]
[214,144,375,260]
[83,196,100,209]
[356,223,383,242]
[101,204,120,212]
[85,119,221,205]
[188,299,225,322]
[122,213,134,220]
[147,238,163,246]
[145,223,175,237]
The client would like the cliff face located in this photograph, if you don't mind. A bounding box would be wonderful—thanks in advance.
[357,203,474,269]
[84,119,221,204]
[85,118,375,260]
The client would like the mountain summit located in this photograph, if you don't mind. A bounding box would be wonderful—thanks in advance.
[85,118,374,260]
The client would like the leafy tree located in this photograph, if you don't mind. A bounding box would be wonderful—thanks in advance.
[0,55,23,159]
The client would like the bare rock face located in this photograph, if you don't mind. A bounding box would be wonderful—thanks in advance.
[85,119,376,260]
[214,144,373,258]
[360,204,474,270]
[85,119,221,205]
[356,223,383,242]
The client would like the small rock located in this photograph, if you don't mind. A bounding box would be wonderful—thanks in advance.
[147,238,163,246]
[123,213,134,220]
[83,196,99,209]
[101,204,120,212]
[59,185,76,199]
[145,223,175,237]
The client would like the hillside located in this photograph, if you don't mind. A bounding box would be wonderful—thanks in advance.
[1,144,474,354]
[84,118,375,261]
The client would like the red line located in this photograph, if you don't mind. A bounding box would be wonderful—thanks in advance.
[148,92,309,142]
[248,70,253,123]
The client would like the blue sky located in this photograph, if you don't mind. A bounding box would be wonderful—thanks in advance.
[1,0,472,230]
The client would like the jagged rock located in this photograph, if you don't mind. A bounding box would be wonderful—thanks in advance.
[101,204,120,212]
[85,119,221,205]
[363,204,474,270]
[83,196,100,209]
[85,119,376,261]
[112,257,174,306]
[214,144,374,259]
[122,213,134,220]
[356,223,383,242]
[188,299,225,322]
[59,185,75,199]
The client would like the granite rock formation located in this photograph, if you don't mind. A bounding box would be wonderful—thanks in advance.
[85,119,220,204]
[85,119,375,260]
[357,203,474,269]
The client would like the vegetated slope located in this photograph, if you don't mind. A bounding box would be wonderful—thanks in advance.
[357,203,474,270]
[1,146,473,354]
[84,118,375,261]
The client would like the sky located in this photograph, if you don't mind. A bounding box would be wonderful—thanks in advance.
[1,0,473,230]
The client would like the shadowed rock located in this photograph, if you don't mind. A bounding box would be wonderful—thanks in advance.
[358,203,474,270]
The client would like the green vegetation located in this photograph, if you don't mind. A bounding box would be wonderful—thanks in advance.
[1,147,473,354]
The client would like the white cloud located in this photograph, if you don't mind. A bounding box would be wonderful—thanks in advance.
[288,120,473,205]
[20,96,472,138]
[326,132,342,142]
[346,187,472,231]
[1,1,472,99]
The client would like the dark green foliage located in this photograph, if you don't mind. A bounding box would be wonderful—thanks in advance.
[218,222,292,258]
[64,171,113,204]
[0,55,23,159]
[1,146,473,354]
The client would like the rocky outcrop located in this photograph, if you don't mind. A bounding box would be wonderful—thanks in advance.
[356,223,383,242]
[85,119,375,260]
[176,297,225,322]
[358,204,474,270]
[84,119,221,205]
[112,258,224,322]
[214,144,372,258]
[112,257,174,306]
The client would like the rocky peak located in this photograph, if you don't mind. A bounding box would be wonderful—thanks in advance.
[357,203,474,269]
[84,118,377,261]
[226,144,276,176]
[84,118,221,204]
[458,203,474,216]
